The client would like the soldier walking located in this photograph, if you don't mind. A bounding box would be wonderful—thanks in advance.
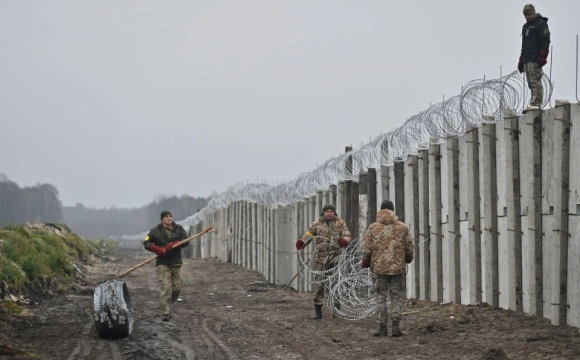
[518,4,550,112]
[143,210,190,321]
[296,204,351,320]
[361,200,414,337]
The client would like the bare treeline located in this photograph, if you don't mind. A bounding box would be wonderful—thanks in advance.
[0,173,63,226]
[0,173,209,238]
[63,195,209,238]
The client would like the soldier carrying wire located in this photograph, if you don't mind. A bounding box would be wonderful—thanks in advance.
[296,204,351,320]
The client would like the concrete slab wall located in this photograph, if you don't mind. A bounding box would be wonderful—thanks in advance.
[567,104,580,328]
[201,103,580,329]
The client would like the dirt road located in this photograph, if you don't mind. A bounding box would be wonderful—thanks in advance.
[4,249,580,360]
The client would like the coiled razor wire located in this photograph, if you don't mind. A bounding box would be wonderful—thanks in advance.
[117,71,553,320]
[119,71,551,234]
[297,236,377,320]
[115,71,552,240]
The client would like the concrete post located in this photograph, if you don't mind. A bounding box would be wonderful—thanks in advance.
[337,182,346,221]
[380,166,390,209]
[195,222,203,258]
[276,206,293,286]
[443,138,461,303]
[429,144,443,302]
[394,162,405,222]
[329,185,337,206]
[480,124,499,307]
[567,103,580,328]
[368,168,377,227]
[542,101,571,325]
[271,208,277,283]
[293,202,302,291]
[405,156,420,298]
[315,191,322,221]
[519,111,543,316]
[466,128,482,304]
[358,172,368,239]
[351,180,360,240]
[345,180,353,231]
[418,149,430,301]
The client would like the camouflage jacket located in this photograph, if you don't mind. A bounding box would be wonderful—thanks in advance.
[362,209,414,275]
[301,215,351,264]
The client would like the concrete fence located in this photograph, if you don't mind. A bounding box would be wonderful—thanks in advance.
[186,102,580,329]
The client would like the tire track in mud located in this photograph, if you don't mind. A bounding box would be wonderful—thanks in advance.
[207,308,308,360]
[198,316,240,360]
[65,306,123,360]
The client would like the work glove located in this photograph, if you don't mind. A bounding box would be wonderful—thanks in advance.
[537,49,549,67]
[517,56,524,73]
[150,244,167,257]
[361,260,370,269]
[165,241,181,252]
[296,239,305,250]
[337,238,348,248]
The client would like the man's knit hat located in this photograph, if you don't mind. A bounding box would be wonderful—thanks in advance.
[160,210,172,220]
[321,204,336,216]
[380,200,395,211]
[523,4,536,16]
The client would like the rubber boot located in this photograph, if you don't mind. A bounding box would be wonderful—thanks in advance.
[313,305,322,320]
[332,303,341,318]
[391,319,402,337]
[373,324,388,337]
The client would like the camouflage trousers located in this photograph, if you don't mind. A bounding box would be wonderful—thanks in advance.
[374,274,404,325]
[156,265,183,316]
[313,260,339,307]
[525,62,544,107]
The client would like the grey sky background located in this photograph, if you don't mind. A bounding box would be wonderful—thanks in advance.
[1,0,579,209]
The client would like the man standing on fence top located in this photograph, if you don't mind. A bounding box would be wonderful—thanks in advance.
[518,4,550,112]
[296,204,351,320]
[143,210,190,321]
[362,200,414,337]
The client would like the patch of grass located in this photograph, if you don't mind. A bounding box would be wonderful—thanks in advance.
[0,254,26,289]
[0,224,118,291]
[1,300,23,315]
[87,238,119,253]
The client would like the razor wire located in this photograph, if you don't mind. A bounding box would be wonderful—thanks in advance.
[116,70,553,319]
[297,236,377,320]
[119,70,552,238]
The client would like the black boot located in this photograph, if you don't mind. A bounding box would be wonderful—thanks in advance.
[391,319,402,337]
[332,303,341,318]
[373,324,388,337]
[313,305,322,320]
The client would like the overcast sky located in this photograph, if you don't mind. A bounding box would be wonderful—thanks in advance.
[1,0,579,209]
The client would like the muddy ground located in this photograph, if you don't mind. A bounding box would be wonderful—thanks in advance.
[2,249,580,360]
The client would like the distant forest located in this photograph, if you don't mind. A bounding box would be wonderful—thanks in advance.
[0,173,209,238]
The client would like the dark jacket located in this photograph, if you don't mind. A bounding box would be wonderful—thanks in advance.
[143,222,189,266]
[521,14,550,63]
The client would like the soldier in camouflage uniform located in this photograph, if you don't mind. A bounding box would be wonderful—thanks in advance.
[362,200,414,337]
[296,204,351,320]
[143,210,190,321]
[518,4,550,112]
